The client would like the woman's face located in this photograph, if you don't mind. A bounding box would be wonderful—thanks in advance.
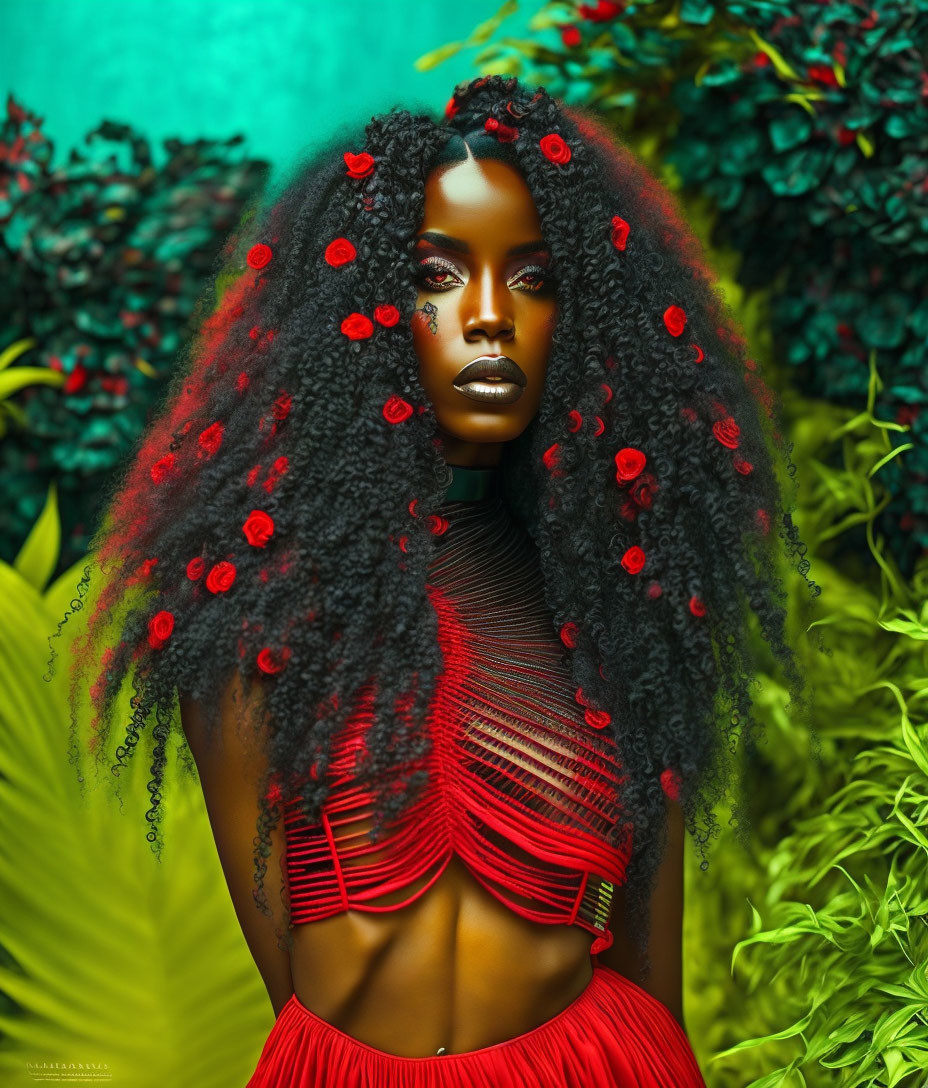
[411,152,557,468]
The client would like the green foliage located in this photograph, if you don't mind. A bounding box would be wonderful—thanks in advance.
[427,0,928,573]
[0,502,273,1087]
[0,94,268,579]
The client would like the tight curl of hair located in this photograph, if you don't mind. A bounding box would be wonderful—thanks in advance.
[46,75,821,967]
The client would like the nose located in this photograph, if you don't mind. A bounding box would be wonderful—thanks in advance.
[462,266,514,343]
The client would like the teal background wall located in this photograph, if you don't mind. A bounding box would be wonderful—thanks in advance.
[0,0,541,179]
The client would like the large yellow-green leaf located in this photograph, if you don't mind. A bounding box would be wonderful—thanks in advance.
[0,558,275,1087]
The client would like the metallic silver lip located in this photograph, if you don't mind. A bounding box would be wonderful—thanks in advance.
[454,378,524,405]
[453,355,527,388]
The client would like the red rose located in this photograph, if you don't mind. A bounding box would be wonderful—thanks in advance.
[610,216,630,251]
[713,417,741,449]
[660,767,681,801]
[235,372,249,393]
[246,244,272,270]
[257,646,290,675]
[374,304,400,327]
[186,557,205,580]
[139,557,158,577]
[344,151,374,178]
[325,238,356,267]
[559,621,578,648]
[614,446,646,481]
[567,409,582,432]
[444,97,459,120]
[272,392,292,421]
[485,117,518,142]
[383,394,413,424]
[542,442,561,470]
[620,545,646,574]
[663,305,687,337]
[629,471,657,509]
[584,707,612,730]
[561,26,582,47]
[205,560,236,594]
[151,452,176,484]
[341,312,374,340]
[147,609,174,650]
[198,421,224,458]
[426,514,449,536]
[691,344,704,363]
[540,133,571,165]
[243,509,275,548]
[689,595,706,617]
[733,456,754,475]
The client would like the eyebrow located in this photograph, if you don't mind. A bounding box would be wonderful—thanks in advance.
[415,230,549,257]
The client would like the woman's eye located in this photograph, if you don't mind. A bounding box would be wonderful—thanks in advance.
[510,265,551,293]
[416,257,461,292]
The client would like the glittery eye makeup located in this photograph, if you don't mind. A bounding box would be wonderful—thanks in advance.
[416,256,552,293]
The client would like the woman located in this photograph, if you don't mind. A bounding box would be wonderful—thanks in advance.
[55,76,813,1085]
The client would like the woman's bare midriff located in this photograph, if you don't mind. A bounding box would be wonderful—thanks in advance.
[288,853,596,1058]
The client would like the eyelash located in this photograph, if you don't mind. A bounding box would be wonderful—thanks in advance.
[416,256,551,294]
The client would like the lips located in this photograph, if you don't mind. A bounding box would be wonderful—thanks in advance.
[454,355,526,387]
[452,355,527,405]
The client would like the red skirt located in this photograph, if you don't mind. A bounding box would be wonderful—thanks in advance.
[245,963,706,1086]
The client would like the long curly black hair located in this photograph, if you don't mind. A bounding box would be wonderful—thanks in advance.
[46,75,820,963]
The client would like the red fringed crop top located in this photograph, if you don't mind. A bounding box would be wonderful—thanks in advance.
[271,480,632,955]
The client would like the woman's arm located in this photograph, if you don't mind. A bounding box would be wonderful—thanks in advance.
[595,798,686,1031]
[178,675,294,1017]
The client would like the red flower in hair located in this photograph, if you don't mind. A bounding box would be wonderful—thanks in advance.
[689,595,706,617]
[484,117,519,142]
[593,416,605,436]
[325,238,356,267]
[647,581,662,599]
[344,151,374,178]
[574,687,590,707]
[426,514,449,536]
[243,510,275,548]
[257,646,290,675]
[620,545,646,574]
[408,498,419,517]
[374,304,400,327]
[610,216,630,251]
[383,394,413,424]
[540,133,571,164]
[263,455,289,494]
[198,421,224,458]
[713,417,741,449]
[542,442,561,470]
[561,26,582,47]
[398,535,409,553]
[614,447,645,481]
[559,622,578,648]
[186,556,205,580]
[249,326,261,340]
[567,410,582,432]
[272,392,292,421]
[246,464,261,487]
[205,560,236,594]
[341,313,374,340]
[691,345,704,363]
[733,456,754,475]
[663,305,687,337]
[584,707,612,730]
[147,610,175,650]
[680,406,698,423]
[755,508,770,534]
[236,372,249,393]
[619,498,638,522]
[600,383,613,403]
[660,767,682,802]
[444,97,459,120]
[139,557,158,577]
[151,453,176,484]
[247,244,272,270]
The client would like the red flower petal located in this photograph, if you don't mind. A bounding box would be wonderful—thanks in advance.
[246,244,272,270]
[663,305,687,337]
[383,394,413,424]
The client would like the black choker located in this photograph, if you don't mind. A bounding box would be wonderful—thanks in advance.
[443,463,498,502]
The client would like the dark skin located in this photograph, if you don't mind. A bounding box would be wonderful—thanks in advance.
[178,152,687,1058]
